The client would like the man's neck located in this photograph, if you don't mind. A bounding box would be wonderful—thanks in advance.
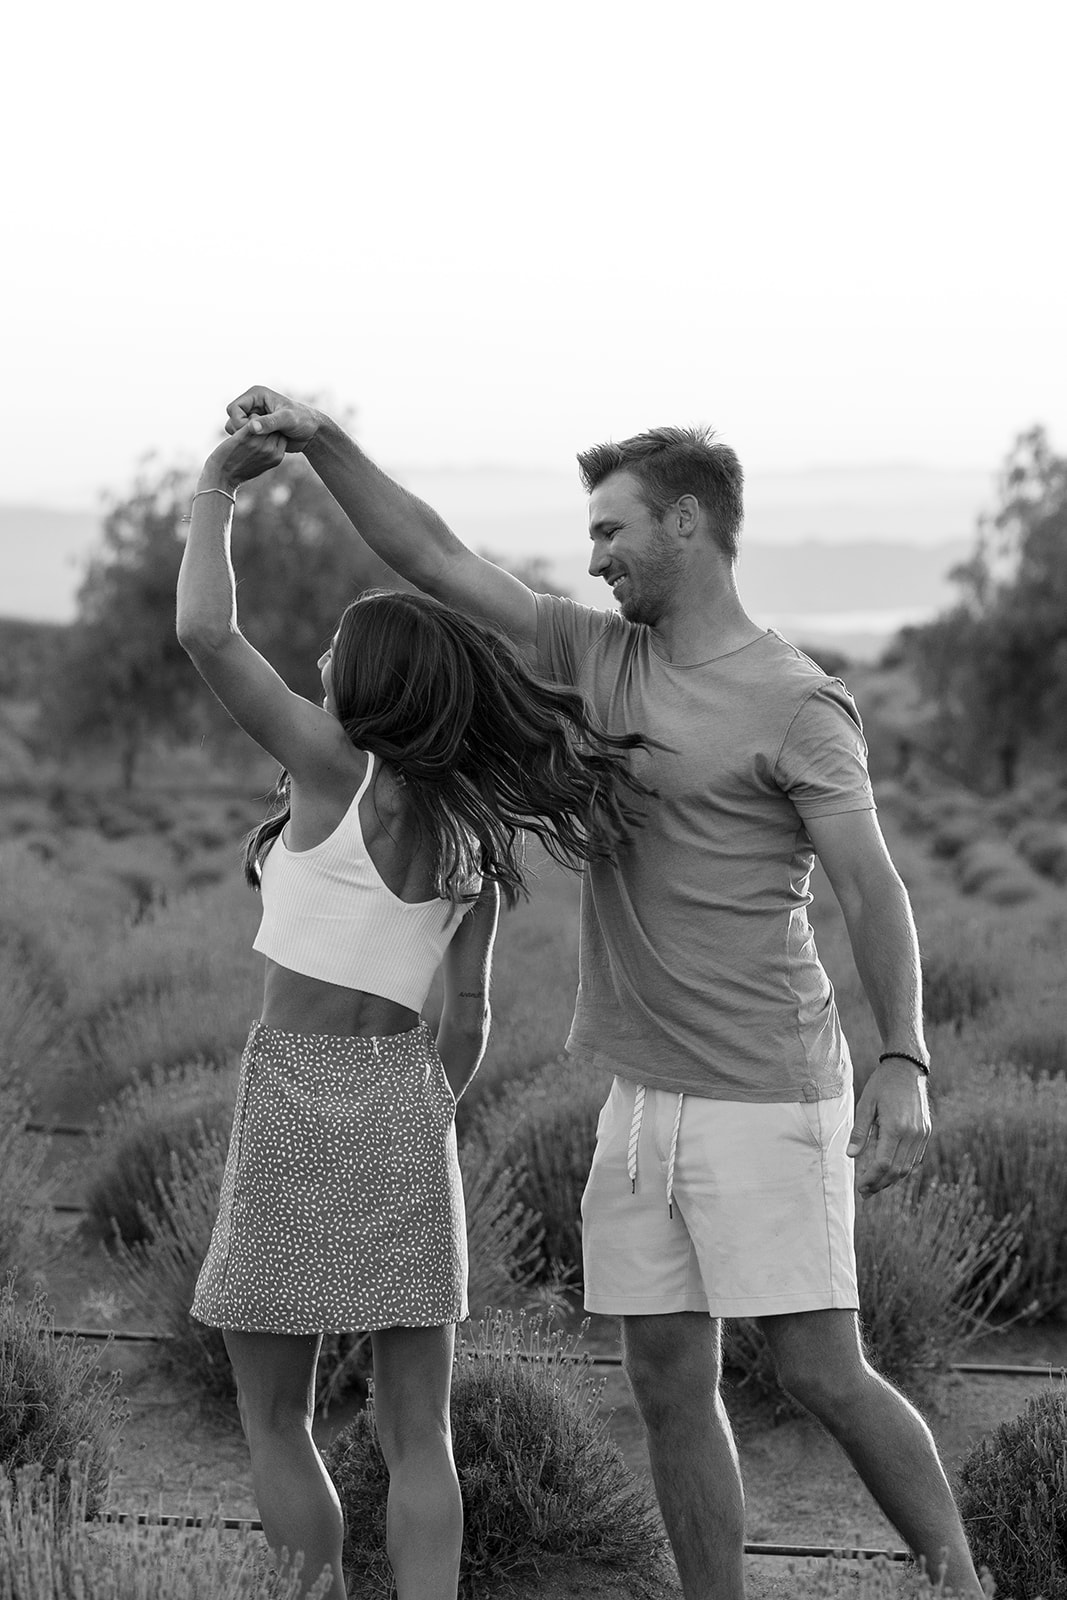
[648,572,764,666]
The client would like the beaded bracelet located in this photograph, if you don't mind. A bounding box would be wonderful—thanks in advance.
[878,1050,930,1076]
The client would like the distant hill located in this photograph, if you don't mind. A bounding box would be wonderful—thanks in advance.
[0,462,988,657]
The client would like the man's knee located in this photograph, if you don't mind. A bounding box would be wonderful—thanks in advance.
[622,1314,721,1424]
[761,1310,872,1417]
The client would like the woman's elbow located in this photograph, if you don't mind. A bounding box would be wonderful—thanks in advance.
[176,616,235,658]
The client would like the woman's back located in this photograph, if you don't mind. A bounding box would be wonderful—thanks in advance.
[257,746,463,1039]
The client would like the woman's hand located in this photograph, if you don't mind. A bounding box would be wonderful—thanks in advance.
[199,422,288,494]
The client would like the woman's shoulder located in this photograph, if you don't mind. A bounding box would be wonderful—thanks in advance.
[286,744,371,851]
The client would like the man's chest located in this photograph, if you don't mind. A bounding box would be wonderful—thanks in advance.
[581,665,789,814]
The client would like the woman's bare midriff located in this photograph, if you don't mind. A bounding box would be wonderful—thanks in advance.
[260,958,421,1039]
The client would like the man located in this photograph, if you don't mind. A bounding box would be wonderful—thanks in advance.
[226,389,983,1600]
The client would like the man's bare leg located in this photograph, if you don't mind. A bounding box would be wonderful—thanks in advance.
[622,1313,745,1600]
[759,1309,984,1598]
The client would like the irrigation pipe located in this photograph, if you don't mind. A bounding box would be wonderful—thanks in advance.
[40,1322,1067,1380]
[93,1509,912,1560]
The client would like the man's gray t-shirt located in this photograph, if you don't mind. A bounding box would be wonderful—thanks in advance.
[534,595,877,1103]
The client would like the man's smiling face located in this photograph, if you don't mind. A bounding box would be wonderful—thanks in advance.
[587,470,685,627]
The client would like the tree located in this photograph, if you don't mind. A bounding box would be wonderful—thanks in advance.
[41,450,412,787]
[42,465,202,788]
[904,426,1067,789]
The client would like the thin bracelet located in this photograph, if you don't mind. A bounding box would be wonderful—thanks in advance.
[191,487,237,507]
[878,1050,930,1076]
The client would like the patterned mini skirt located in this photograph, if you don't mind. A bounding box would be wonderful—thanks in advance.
[191,1018,468,1334]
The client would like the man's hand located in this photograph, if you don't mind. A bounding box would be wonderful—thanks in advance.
[201,422,288,491]
[848,1059,931,1197]
[226,387,322,453]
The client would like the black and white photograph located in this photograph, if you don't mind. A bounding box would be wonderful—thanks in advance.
[1,3,1065,1597]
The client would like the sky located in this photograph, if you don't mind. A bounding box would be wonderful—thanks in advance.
[3,0,1066,512]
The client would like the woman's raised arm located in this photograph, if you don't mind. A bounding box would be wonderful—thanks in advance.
[176,426,346,778]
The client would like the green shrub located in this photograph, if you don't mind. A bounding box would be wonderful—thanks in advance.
[458,1146,550,1312]
[0,845,75,1016]
[464,1056,612,1282]
[1013,820,1067,885]
[324,1310,668,1598]
[955,840,1045,905]
[1003,1028,1067,1079]
[724,1166,1022,1408]
[925,1066,1067,1319]
[0,1084,56,1285]
[0,1278,123,1516]
[920,947,1002,1028]
[0,1457,326,1600]
[0,938,67,1079]
[0,797,51,840]
[76,989,256,1103]
[62,878,260,1100]
[67,878,257,1018]
[794,1553,995,1597]
[930,816,985,861]
[956,1385,1067,1600]
[853,1164,1021,1386]
[85,1059,238,1244]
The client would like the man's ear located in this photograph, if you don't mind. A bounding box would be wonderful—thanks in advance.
[674,493,701,539]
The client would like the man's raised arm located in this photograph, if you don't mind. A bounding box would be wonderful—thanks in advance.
[226,387,539,651]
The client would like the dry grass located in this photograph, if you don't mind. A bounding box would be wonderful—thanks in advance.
[925,1066,1067,1319]
[0,1458,327,1600]
[0,1279,123,1517]
[793,1555,997,1597]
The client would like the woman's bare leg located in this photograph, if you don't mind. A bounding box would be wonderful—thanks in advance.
[370,1324,462,1600]
[224,1329,345,1599]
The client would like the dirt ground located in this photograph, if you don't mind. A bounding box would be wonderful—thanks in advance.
[24,1179,1067,1600]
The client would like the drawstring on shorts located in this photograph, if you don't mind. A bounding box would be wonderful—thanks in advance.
[626,1085,685,1217]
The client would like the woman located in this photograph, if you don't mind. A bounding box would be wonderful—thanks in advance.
[175,421,650,1600]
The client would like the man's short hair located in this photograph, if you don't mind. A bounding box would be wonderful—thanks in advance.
[577,425,744,560]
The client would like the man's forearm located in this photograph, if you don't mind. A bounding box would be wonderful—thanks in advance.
[306,415,468,594]
[839,869,928,1060]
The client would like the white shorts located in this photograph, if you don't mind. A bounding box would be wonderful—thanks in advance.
[581,1076,859,1319]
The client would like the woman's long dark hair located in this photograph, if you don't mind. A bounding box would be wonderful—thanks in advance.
[244,590,656,907]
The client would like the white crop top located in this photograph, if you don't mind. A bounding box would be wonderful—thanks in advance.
[252,752,472,1010]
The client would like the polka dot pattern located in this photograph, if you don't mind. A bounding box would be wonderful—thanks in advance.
[191,1019,468,1333]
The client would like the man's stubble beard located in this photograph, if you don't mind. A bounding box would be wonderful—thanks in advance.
[621,523,686,627]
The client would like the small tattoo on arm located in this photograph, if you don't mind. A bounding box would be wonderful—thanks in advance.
[459,990,487,999]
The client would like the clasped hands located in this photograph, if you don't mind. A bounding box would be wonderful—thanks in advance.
[201,387,320,492]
